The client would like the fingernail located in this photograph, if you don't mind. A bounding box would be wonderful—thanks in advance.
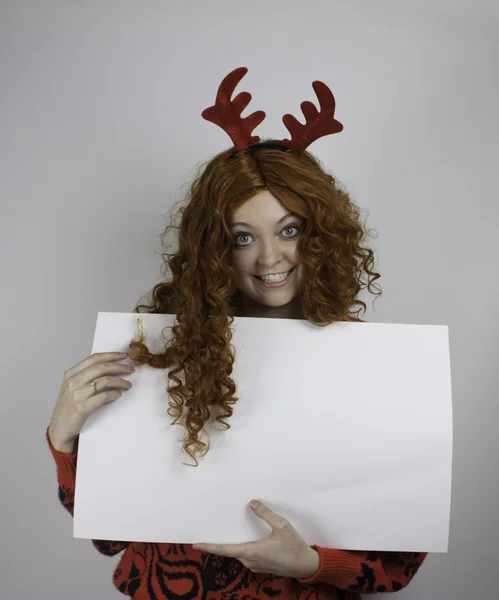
[250,500,260,509]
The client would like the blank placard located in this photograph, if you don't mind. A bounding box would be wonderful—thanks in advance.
[73,312,452,552]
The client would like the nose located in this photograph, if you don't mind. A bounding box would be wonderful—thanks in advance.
[257,237,283,268]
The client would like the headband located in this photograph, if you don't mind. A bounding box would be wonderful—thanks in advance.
[201,66,343,154]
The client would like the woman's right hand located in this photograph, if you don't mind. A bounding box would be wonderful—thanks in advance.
[48,352,135,453]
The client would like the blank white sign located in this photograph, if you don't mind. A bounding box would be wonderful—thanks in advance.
[73,312,452,552]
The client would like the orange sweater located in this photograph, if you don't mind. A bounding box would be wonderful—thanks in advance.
[46,426,427,600]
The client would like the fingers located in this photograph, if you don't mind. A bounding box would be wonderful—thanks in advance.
[50,353,132,449]
[84,386,125,414]
[65,352,128,379]
[90,375,133,394]
[66,353,133,390]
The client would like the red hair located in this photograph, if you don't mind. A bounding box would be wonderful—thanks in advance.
[128,142,381,465]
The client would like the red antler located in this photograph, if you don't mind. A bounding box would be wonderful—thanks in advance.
[201,67,266,151]
[282,81,343,152]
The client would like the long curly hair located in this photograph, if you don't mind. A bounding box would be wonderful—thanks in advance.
[127,141,381,465]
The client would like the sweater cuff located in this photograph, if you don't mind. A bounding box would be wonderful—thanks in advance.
[45,426,78,487]
[296,546,362,587]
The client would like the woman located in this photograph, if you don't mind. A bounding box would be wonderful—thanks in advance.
[46,67,427,599]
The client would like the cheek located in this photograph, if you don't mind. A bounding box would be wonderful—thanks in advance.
[296,264,306,285]
[232,249,256,273]
[288,241,301,264]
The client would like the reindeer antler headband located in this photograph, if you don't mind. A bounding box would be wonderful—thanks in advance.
[201,66,343,153]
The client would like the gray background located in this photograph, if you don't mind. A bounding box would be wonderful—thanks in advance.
[1,1,498,598]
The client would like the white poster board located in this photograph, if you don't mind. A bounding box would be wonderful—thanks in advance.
[73,312,452,552]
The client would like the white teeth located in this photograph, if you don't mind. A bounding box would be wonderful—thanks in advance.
[259,269,292,283]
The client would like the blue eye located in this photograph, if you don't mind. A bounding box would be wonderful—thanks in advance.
[281,225,301,238]
[234,233,253,247]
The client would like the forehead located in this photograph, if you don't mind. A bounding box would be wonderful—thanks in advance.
[230,191,289,225]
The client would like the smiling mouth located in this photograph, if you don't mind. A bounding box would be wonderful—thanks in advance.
[253,267,296,286]
[255,267,295,278]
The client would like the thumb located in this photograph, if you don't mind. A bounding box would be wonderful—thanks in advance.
[249,500,289,530]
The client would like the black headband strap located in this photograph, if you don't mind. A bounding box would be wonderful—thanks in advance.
[250,142,288,152]
[229,141,288,158]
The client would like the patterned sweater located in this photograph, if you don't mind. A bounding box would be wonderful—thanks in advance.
[46,308,427,599]
[46,427,427,600]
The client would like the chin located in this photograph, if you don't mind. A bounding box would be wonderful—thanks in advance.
[257,295,298,308]
[245,287,301,308]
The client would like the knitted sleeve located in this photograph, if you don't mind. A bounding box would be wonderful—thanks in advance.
[297,546,427,593]
[46,426,129,556]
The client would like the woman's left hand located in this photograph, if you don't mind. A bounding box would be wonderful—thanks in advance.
[193,500,320,579]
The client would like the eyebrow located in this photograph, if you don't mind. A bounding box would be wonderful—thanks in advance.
[230,213,297,229]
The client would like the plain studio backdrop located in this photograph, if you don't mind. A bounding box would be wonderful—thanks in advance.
[1,1,498,599]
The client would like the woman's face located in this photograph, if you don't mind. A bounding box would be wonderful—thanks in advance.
[229,190,305,314]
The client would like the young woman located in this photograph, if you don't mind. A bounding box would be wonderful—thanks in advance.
[47,67,427,599]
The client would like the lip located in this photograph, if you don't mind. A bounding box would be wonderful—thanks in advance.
[253,267,296,288]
